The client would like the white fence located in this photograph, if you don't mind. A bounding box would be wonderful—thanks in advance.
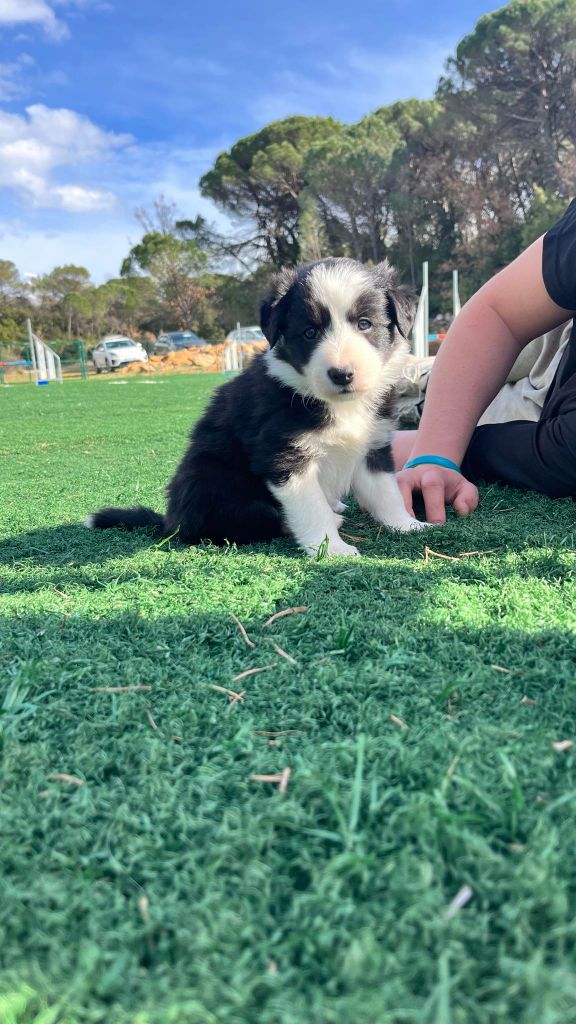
[411,266,461,358]
[411,261,430,359]
[27,319,63,383]
[222,339,243,373]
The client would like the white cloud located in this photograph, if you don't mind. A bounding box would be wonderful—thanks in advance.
[0,0,106,40]
[0,137,233,281]
[0,53,36,101]
[0,0,68,40]
[0,103,132,211]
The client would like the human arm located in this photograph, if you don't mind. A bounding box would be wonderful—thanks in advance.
[397,236,576,522]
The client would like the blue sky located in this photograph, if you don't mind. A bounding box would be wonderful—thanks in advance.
[0,0,500,282]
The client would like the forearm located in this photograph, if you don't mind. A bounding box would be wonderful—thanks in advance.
[409,302,523,465]
[407,237,574,467]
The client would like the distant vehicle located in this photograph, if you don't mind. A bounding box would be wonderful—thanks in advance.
[153,331,207,355]
[225,325,267,345]
[92,336,148,373]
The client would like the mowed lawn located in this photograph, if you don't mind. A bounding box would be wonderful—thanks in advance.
[2,374,576,1024]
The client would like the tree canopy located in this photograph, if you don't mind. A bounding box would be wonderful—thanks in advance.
[2,0,575,345]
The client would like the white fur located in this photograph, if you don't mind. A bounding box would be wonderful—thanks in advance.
[268,399,425,554]
[263,261,424,555]
[352,464,428,531]
[83,515,95,528]
[268,462,359,557]
[308,261,372,321]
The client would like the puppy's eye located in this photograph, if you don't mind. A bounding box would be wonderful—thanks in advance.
[303,327,318,340]
[357,318,372,331]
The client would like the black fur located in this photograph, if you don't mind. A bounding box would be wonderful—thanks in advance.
[90,507,165,531]
[88,257,415,548]
[90,356,330,545]
[366,446,395,474]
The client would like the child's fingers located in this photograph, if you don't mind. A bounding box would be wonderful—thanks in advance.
[422,479,447,524]
[452,481,479,517]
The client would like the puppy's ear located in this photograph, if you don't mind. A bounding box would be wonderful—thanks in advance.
[387,284,417,341]
[372,260,416,341]
[260,294,280,346]
[260,267,297,347]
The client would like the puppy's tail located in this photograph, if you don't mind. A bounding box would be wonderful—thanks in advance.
[84,506,165,533]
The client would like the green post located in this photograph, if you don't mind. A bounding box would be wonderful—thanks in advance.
[80,339,88,379]
[24,341,32,383]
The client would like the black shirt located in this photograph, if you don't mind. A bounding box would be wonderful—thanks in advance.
[543,198,576,310]
[462,198,576,496]
[542,199,576,391]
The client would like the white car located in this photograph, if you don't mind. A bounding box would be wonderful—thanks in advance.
[92,336,148,373]
[224,325,267,345]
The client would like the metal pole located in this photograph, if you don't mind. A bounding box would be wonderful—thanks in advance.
[453,269,461,318]
[423,261,429,358]
[27,318,38,382]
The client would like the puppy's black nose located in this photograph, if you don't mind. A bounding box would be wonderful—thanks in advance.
[327,364,355,387]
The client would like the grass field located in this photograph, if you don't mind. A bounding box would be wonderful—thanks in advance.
[2,374,576,1024]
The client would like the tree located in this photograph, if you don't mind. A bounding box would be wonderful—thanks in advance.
[200,115,340,266]
[96,277,161,335]
[304,111,402,263]
[34,265,92,338]
[439,0,576,196]
[521,186,568,247]
[0,261,29,344]
[0,260,22,298]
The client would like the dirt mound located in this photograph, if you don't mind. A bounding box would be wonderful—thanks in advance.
[117,341,268,377]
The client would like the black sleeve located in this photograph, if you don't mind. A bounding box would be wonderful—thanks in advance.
[462,403,576,499]
[542,199,576,311]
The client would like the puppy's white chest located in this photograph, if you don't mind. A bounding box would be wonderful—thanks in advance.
[308,405,382,502]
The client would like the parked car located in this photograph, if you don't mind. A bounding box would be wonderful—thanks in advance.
[224,325,267,345]
[153,330,207,355]
[92,336,148,373]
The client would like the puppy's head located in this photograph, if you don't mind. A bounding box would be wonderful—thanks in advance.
[261,258,415,403]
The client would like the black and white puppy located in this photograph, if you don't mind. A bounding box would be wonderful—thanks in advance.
[87,257,426,556]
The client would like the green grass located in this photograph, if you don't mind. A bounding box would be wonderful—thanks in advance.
[1,373,576,1024]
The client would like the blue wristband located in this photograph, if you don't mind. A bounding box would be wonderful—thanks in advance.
[403,455,462,474]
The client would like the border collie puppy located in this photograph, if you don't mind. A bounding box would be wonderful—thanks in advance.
[86,257,426,556]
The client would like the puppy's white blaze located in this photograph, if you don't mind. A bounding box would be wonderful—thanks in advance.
[308,261,371,322]
[83,515,95,528]
[352,464,427,531]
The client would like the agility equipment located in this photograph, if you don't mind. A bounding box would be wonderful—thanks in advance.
[27,319,63,384]
[411,266,461,358]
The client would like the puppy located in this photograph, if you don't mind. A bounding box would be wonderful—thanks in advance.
[86,257,426,556]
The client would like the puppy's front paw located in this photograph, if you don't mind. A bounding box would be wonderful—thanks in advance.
[380,515,431,532]
[394,516,432,532]
[303,537,360,558]
[328,537,360,557]
[332,500,348,514]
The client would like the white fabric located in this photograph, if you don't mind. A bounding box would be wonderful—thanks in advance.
[395,320,573,428]
[478,321,573,425]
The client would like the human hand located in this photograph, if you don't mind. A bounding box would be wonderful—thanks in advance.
[396,465,479,524]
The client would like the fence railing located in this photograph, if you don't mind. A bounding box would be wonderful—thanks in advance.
[0,337,89,384]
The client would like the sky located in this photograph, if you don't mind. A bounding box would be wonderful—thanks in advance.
[0,0,502,282]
